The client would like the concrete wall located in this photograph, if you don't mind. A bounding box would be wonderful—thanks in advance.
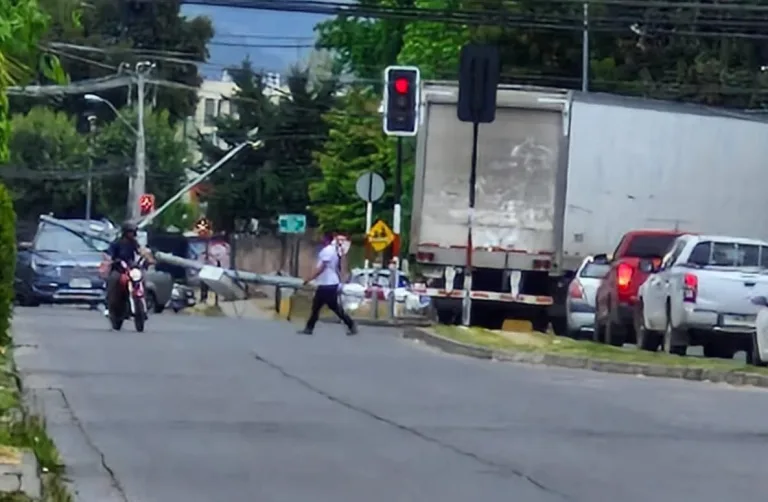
[232,234,320,278]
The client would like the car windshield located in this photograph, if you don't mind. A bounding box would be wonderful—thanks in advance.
[34,224,110,253]
[580,262,610,278]
[688,241,768,267]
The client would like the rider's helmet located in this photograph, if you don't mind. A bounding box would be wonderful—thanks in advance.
[121,220,138,239]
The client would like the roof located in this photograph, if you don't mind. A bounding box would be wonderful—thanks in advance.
[574,90,768,125]
[685,234,768,246]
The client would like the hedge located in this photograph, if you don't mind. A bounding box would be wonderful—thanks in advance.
[0,182,15,346]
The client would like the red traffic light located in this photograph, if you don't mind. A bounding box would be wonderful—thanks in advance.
[394,77,409,94]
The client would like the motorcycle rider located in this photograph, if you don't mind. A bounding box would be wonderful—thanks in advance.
[103,221,155,316]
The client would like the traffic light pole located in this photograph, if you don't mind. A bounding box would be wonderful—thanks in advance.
[389,137,403,318]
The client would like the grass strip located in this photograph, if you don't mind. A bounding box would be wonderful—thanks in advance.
[434,325,768,375]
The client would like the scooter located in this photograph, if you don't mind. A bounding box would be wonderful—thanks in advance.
[109,256,149,332]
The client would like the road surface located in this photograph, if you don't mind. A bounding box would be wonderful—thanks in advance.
[11,306,768,502]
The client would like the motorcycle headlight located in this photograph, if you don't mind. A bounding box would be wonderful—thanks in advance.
[129,269,143,281]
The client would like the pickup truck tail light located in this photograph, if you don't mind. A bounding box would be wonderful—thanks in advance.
[568,280,584,299]
[616,263,633,293]
[683,273,697,303]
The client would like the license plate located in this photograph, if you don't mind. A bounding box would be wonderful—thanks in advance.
[723,314,756,327]
[68,278,91,289]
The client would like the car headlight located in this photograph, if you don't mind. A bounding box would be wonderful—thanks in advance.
[31,259,58,276]
[171,289,180,299]
[129,269,143,281]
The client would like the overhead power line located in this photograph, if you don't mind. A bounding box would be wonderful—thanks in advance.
[6,75,132,97]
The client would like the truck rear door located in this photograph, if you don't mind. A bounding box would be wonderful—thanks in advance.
[413,86,567,269]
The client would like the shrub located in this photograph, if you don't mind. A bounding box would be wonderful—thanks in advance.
[0,182,15,346]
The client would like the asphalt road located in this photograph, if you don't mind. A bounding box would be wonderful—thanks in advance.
[11,307,768,502]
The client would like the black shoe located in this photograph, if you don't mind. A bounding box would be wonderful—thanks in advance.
[346,325,358,336]
[297,328,313,335]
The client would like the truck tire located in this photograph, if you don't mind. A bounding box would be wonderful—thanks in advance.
[634,303,661,352]
[748,333,767,367]
[663,315,687,356]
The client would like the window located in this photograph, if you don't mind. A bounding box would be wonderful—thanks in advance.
[229,101,238,117]
[580,262,610,279]
[623,234,679,259]
[203,98,216,126]
[34,224,109,253]
[660,239,687,270]
[688,241,767,267]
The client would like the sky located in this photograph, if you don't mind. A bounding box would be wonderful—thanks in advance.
[179,5,331,79]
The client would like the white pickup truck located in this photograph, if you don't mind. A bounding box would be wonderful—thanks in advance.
[636,234,768,359]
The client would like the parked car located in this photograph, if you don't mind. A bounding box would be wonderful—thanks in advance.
[594,229,682,346]
[341,268,430,313]
[636,234,768,359]
[15,220,110,307]
[565,255,611,338]
[15,218,174,311]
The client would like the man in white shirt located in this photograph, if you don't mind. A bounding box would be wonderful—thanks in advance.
[298,232,357,335]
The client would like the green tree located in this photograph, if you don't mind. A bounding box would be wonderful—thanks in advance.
[199,61,339,232]
[0,0,69,161]
[309,88,413,249]
[20,0,213,123]
[90,107,189,221]
[0,183,14,346]
[4,107,90,220]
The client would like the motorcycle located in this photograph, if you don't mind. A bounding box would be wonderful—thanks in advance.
[109,256,149,332]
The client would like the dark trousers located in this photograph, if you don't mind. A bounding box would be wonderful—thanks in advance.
[305,285,355,332]
[106,270,123,307]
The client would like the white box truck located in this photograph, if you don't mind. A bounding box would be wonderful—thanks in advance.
[410,82,768,330]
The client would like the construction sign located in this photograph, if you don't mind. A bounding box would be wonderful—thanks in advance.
[367,219,394,253]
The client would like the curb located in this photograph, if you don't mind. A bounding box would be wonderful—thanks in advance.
[402,328,768,388]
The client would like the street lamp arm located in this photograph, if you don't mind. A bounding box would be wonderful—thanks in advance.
[102,99,139,136]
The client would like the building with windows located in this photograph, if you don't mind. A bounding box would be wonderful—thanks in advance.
[183,71,286,165]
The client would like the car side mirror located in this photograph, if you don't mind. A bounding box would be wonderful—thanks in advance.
[752,296,768,307]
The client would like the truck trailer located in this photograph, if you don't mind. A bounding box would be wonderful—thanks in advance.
[409,82,768,330]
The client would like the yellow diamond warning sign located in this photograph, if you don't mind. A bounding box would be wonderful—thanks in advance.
[367,220,394,253]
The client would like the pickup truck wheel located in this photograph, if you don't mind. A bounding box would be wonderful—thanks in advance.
[748,333,768,367]
[663,318,687,356]
[634,304,661,352]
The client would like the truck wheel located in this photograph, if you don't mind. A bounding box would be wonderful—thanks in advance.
[747,333,767,366]
[663,317,687,356]
[634,304,661,352]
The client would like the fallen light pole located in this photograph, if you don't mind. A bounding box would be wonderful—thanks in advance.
[154,252,304,302]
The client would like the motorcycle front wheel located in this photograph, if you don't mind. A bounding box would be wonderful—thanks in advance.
[133,297,146,332]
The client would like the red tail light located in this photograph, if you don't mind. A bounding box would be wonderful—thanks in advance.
[416,252,434,262]
[683,272,697,303]
[568,280,584,299]
[616,263,633,292]
[364,288,386,300]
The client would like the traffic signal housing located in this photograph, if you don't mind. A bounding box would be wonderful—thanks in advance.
[139,193,155,215]
[383,66,420,136]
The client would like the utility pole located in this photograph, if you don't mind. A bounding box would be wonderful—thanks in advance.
[85,115,97,220]
[130,61,153,219]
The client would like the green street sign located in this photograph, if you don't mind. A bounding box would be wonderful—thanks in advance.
[278,214,306,234]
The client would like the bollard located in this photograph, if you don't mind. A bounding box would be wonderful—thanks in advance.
[372,286,379,320]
